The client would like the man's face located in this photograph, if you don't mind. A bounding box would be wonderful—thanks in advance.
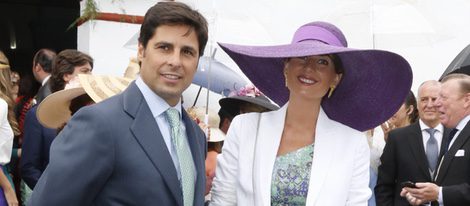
[138,24,199,106]
[436,79,469,128]
[417,83,440,126]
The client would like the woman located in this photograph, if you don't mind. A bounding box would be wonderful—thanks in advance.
[210,21,412,205]
[382,91,418,138]
[367,91,417,205]
[0,51,19,206]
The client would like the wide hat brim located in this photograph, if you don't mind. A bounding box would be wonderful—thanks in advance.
[208,128,226,142]
[219,41,413,131]
[37,87,86,128]
[37,74,133,128]
[219,95,279,113]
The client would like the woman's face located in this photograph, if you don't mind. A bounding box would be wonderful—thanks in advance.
[284,55,341,101]
[388,103,411,128]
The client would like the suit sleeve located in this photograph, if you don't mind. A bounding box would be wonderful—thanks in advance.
[210,116,243,206]
[28,106,114,206]
[346,134,372,205]
[20,107,44,189]
[375,131,398,206]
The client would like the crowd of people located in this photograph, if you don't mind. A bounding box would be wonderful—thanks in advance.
[0,1,469,206]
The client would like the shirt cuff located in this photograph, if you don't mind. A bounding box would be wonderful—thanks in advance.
[438,186,444,205]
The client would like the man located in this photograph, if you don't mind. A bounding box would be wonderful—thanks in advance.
[29,2,208,206]
[402,74,470,206]
[21,49,93,189]
[32,48,56,104]
[375,80,449,205]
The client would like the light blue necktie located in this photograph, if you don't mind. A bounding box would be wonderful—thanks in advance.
[425,128,438,173]
[165,108,195,206]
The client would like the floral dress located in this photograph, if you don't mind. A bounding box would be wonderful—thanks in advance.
[271,144,314,206]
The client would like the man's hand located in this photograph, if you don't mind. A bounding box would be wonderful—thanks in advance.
[400,182,439,205]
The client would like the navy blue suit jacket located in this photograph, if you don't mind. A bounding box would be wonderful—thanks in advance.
[20,105,56,189]
[29,82,207,206]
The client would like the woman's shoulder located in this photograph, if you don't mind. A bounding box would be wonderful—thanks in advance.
[231,112,263,126]
[0,98,7,108]
[327,119,367,144]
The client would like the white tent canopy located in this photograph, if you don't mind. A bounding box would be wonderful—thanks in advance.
[78,0,470,106]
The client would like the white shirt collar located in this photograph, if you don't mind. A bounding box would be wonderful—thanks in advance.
[135,76,182,118]
[42,75,51,86]
[456,114,470,131]
[419,119,444,133]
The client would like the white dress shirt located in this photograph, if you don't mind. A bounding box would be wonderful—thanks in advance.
[135,76,187,180]
[0,98,13,165]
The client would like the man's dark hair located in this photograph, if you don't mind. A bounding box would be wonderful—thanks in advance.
[33,48,56,73]
[50,49,93,93]
[138,1,208,56]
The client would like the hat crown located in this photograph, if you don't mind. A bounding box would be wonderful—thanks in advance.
[292,21,348,47]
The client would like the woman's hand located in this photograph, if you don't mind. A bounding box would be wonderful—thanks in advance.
[4,187,19,206]
[380,120,395,141]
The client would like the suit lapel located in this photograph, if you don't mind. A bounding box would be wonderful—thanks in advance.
[254,105,286,205]
[306,108,337,205]
[436,122,470,183]
[124,83,183,206]
[438,128,451,161]
[407,123,431,179]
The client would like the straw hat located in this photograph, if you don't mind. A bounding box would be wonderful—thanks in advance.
[124,57,140,79]
[186,106,225,142]
[37,74,133,128]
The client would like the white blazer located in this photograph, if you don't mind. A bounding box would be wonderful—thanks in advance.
[211,103,371,206]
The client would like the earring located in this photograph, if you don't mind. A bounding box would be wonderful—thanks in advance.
[328,85,336,98]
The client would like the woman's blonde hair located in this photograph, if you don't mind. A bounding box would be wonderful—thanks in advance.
[0,51,20,135]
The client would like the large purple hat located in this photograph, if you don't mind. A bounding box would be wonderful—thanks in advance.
[218,21,413,131]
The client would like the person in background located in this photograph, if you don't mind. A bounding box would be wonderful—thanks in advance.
[20,49,93,192]
[29,2,209,205]
[9,72,19,101]
[402,74,470,206]
[185,106,225,205]
[11,73,38,206]
[211,21,412,205]
[32,49,56,104]
[366,90,418,205]
[382,91,418,141]
[218,85,279,134]
[0,50,20,206]
[375,80,447,206]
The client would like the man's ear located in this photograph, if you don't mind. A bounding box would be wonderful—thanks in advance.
[464,93,470,109]
[138,43,145,63]
[33,64,42,73]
